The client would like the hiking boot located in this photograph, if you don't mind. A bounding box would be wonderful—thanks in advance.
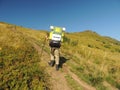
[48,60,55,67]
[56,64,59,71]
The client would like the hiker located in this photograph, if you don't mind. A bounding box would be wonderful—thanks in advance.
[47,26,65,71]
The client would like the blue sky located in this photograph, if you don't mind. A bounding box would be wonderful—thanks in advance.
[0,0,120,41]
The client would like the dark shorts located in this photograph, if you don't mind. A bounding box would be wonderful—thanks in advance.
[49,40,61,48]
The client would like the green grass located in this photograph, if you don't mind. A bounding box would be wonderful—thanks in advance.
[62,31,120,90]
[65,75,83,90]
[1,22,120,90]
[0,23,50,90]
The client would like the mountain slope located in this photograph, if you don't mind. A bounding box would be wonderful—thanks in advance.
[0,22,49,90]
[0,22,120,90]
[62,30,120,90]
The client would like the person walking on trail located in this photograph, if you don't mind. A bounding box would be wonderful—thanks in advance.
[47,26,65,71]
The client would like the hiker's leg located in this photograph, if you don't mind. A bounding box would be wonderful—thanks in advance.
[49,48,55,66]
[54,48,60,65]
[50,53,54,61]
[50,48,55,60]
[54,48,60,70]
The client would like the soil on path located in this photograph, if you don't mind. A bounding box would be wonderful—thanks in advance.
[33,43,96,90]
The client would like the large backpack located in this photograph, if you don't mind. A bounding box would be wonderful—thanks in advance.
[49,26,64,48]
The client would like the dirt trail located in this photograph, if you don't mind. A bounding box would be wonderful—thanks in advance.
[62,65,96,90]
[33,42,96,90]
[33,43,71,90]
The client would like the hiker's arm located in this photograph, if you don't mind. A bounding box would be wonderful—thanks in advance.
[45,32,49,41]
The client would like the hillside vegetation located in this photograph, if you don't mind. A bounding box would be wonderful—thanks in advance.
[0,22,49,90]
[62,31,120,90]
[0,22,120,90]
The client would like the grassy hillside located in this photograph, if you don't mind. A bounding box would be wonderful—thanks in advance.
[0,22,120,90]
[62,30,120,89]
[0,22,49,90]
